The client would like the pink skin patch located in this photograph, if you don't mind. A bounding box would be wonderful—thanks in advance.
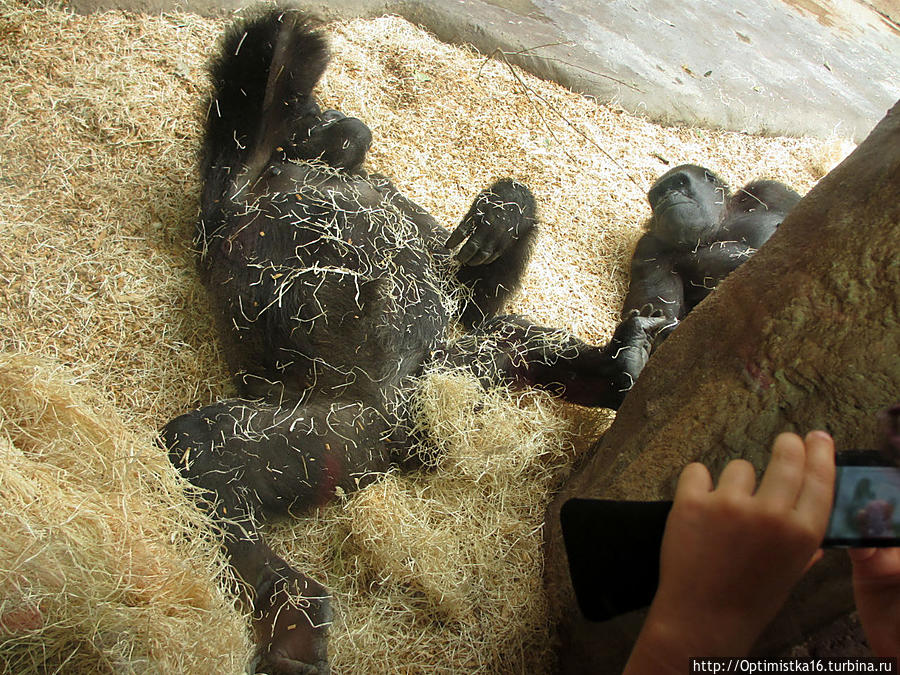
[744,359,774,391]
[0,602,44,634]
[316,449,343,507]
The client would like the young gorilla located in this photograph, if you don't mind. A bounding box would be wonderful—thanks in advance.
[162,10,661,674]
[621,164,801,342]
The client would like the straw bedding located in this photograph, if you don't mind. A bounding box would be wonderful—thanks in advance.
[0,354,253,673]
[0,1,852,672]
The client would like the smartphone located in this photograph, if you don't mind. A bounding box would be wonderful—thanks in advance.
[825,450,900,547]
[560,450,900,622]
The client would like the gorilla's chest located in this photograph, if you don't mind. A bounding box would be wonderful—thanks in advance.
[207,176,453,392]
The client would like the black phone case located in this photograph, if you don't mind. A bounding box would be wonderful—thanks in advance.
[560,498,672,622]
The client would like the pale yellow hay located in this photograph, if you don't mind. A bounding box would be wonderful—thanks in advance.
[267,372,606,673]
[0,1,852,672]
[0,353,253,674]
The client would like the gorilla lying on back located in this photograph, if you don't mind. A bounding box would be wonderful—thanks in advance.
[621,164,801,345]
[161,10,661,674]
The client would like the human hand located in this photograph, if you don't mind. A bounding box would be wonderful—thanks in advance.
[849,547,900,656]
[624,431,835,673]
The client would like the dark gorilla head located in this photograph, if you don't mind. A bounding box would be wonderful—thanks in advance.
[290,106,373,172]
[647,164,729,248]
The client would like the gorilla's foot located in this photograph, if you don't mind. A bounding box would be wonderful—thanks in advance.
[252,571,332,675]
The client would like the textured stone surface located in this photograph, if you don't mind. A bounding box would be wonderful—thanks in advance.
[68,0,899,141]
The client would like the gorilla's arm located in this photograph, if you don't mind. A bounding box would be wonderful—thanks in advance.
[677,241,755,311]
[369,172,453,243]
[442,313,666,410]
[371,177,538,329]
[676,179,800,311]
[721,179,801,248]
[446,179,538,328]
[621,233,685,321]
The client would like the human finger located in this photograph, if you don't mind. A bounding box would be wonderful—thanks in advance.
[675,462,714,500]
[794,431,836,532]
[849,547,900,579]
[716,458,757,495]
[848,548,877,564]
[756,433,806,508]
[802,548,824,574]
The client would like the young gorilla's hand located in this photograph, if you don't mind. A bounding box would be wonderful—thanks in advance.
[625,431,836,674]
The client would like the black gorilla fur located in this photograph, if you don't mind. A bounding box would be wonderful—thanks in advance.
[161,10,661,673]
[620,164,800,345]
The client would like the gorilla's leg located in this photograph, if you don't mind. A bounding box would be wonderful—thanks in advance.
[223,524,332,675]
[162,398,394,674]
[442,313,666,409]
[447,180,539,328]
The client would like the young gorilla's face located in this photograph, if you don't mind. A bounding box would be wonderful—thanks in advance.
[647,164,729,248]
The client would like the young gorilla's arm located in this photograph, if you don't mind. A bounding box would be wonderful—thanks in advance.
[621,233,685,321]
[440,312,666,410]
[624,432,835,674]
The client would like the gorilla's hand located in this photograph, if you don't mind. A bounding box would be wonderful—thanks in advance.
[651,316,679,349]
[609,310,670,400]
[631,303,680,350]
[446,179,537,265]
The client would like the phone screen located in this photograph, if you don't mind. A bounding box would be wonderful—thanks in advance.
[824,463,900,547]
